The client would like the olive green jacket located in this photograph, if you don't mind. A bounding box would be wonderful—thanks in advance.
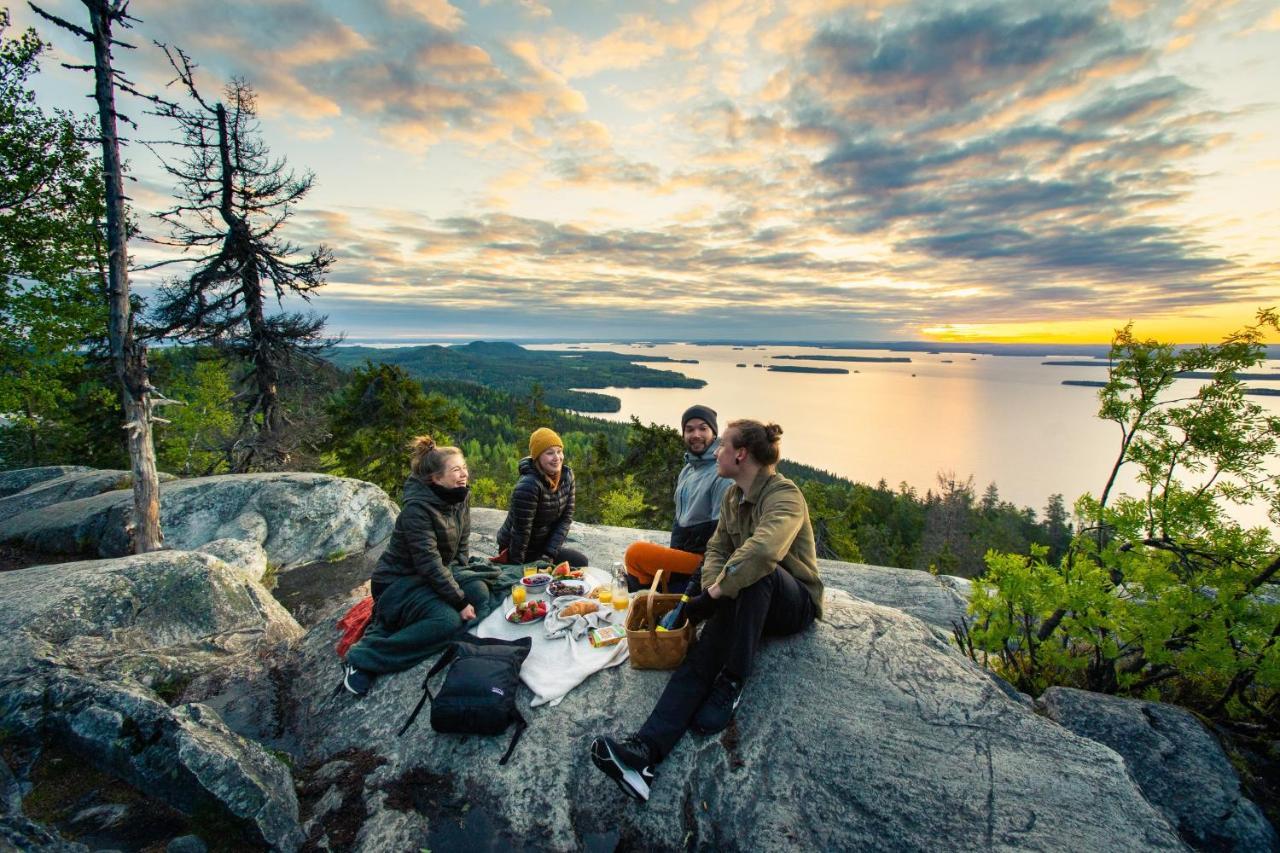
[701,469,824,618]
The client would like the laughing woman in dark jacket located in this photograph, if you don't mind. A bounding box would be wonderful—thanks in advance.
[341,436,487,697]
[497,427,589,568]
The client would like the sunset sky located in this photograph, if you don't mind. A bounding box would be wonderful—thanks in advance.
[14,0,1280,343]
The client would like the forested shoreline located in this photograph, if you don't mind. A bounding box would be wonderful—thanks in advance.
[0,344,1072,579]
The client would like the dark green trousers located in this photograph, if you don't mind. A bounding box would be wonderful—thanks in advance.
[345,561,526,674]
[345,574,490,674]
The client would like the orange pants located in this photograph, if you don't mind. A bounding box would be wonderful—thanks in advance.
[624,541,702,591]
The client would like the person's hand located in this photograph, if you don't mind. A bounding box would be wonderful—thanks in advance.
[460,604,477,621]
[683,591,716,623]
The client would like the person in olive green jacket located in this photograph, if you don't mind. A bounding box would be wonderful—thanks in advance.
[591,419,823,802]
[341,436,486,697]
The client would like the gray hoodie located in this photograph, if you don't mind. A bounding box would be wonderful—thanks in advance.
[670,438,732,554]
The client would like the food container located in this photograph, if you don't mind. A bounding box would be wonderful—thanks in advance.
[548,578,590,599]
[520,573,552,595]
[589,625,626,647]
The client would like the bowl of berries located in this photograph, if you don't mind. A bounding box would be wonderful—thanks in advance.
[519,573,552,595]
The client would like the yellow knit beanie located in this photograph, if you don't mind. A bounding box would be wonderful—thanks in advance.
[529,427,563,460]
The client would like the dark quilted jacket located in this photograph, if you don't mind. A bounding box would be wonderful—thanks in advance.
[370,475,470,609]
[496,457,575,563]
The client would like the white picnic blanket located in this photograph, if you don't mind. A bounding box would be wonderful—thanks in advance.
[473,567,629,706]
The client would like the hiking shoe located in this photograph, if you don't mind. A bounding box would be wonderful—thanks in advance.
[691,672,744,735]
[590,735,655,802]
[342,664,374,697]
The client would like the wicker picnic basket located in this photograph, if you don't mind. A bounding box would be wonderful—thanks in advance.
[625,570,693,670]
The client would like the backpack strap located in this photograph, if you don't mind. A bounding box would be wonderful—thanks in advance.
[397,643,460,737]
[498,710,527,766]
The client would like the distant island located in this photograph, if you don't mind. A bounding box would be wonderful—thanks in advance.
[773,355,912,364]
[768,365,850,375]
[327,341,703,412]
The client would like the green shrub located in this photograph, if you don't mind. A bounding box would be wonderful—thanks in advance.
[967,310,1280,724]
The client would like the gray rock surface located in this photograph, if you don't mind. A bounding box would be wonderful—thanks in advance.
[1041,686,1277,851]
[0,815,90,852]
[0,468,177,524]
[0,671,303,851]
[0,756,20,817]
[0,472,397,568]
[287,586,1183,852]
[165,835,208,853]
[0,549,302,689]
[194,537,270,583]
[0,465,93,498]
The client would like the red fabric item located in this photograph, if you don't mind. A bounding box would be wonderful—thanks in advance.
[493,548,510,564]
[335,595,374,659]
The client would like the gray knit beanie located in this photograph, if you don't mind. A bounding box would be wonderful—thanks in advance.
[681,404,718,435]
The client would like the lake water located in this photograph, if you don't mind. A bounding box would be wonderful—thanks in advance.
[527,342,1280,529]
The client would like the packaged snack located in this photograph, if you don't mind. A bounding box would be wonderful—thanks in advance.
[588,625,626,648]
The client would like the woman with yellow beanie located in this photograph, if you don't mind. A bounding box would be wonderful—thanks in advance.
[496,427,589,567]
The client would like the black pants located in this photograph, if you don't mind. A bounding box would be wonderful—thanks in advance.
[545,543,589,568]
[637,566,816,760]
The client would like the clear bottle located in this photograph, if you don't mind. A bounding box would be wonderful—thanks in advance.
[611,561,629,614]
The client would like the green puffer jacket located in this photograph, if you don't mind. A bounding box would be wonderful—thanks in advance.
[371,475,471,610]
[701,469,824,618]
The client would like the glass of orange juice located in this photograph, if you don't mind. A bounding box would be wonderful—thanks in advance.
[596,585,612,605]
[523,565,537,578]
[611,577,629,612]
[511,584,526,609]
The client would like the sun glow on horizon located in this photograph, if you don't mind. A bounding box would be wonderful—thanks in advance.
[920,302,1280,345]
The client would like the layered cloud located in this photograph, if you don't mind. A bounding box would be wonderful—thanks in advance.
[19,0,1278,340]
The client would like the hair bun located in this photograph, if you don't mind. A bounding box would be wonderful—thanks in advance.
[412,435,435,453]
[765,423,783,442]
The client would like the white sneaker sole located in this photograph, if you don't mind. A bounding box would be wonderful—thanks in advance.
[593,739,651,802]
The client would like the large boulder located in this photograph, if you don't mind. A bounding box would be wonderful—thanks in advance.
[0,548,307,850]
[0,472,397,569]
[1041,686,1277,851]
[0,549,302,689]
[0,468,178,524]
[284,588,1183,852]
[0,466,93,498]
[0,671,303,851]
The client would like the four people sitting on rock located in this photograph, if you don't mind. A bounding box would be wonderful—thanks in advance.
[343,415,824,806]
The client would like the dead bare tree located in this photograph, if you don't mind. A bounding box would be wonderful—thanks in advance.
[145,47,333,472]
[29,0,165,552]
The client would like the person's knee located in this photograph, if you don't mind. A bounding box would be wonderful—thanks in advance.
[738,567,782,602]
[624,542,647,573]
[461,579,489,606]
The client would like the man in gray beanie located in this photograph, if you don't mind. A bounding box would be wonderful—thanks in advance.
[622,404,731,593]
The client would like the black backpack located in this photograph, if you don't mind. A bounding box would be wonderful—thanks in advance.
[398,636,532,765]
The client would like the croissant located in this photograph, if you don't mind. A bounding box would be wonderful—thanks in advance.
[560,600,599,618]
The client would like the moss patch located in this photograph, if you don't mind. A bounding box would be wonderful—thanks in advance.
[297,748,388,852]
[22,744,193,849]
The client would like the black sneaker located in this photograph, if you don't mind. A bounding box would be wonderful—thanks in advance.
[691,672,744,735]
[342,664,374,697]
[590,735,655,802]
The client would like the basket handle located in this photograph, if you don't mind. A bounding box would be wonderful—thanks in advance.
[644,570,664,637]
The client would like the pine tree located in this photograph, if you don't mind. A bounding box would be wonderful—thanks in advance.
[147,47,332,472]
